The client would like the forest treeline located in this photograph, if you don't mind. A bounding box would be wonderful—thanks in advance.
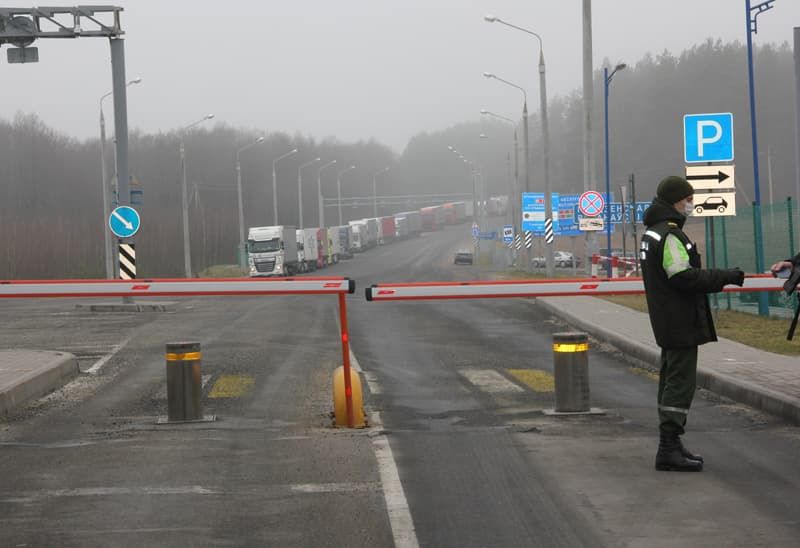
[0,39,796,278]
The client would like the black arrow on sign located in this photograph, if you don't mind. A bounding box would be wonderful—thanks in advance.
[686,170,730,184]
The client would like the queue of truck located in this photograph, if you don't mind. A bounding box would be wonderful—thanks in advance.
[245,201,471,277]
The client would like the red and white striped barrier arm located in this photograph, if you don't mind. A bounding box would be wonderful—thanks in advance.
[0,277,355,298]
[365,274,783,302]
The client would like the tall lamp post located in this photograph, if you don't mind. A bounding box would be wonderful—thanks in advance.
[448,146,479,234]
[481,109,520,244]
[271,148,298,225]
[99,76,142,279]
[316,159,337,227]
[235,136,265,267]
[372,167,390,218]
[180,113,215,278]
[604,63,626,277]
[483,71,531,269]
[298,157,321,229]
[337,165,356,225]
[747,0,775,316]
[485,15,554,277]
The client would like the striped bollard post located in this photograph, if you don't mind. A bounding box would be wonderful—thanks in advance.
[591,254,599,278]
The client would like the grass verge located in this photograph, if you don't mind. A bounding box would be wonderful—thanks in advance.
[602,294,800,357]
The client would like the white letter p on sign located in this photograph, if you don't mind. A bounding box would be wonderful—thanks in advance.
[697,120,722,158]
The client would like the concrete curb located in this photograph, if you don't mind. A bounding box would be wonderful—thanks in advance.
[535,298,800,425]
[0,350,79,417]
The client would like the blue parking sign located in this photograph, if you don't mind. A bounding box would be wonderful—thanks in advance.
[684,113,734,163]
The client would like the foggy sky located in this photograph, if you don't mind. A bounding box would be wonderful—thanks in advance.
[1,0,798,153]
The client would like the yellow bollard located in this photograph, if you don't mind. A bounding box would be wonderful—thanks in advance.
[332,365,366,427]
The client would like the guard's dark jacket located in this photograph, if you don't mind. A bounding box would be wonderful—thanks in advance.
[640,198,735,349]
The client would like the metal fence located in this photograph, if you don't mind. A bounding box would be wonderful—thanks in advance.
[707,198,796,316]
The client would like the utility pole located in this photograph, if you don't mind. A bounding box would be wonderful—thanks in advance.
[582,0,596,272]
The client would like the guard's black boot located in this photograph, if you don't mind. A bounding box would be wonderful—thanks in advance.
[655,432,703,472]
[677,436,703,463]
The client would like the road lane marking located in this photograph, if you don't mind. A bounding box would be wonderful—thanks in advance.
[370,412,420,548]
[85,333,135,375]
[460,368,524,393]
[208,374,254,398]
[349,347,419,548]
[290,482,379,493]
[2,485,218,503]
[508,369,555,392]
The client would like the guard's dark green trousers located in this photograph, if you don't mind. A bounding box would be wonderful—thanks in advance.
[657,346,698,435]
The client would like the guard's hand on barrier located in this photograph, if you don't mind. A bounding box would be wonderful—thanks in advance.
[727,268,745,287]
[771,260,793,274]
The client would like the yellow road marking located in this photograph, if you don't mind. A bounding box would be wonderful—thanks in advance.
[629,366,659,381]
[208,375,255,398]
[507,369,555,393]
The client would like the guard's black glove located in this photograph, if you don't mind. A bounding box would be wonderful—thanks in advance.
[727,268,745,287]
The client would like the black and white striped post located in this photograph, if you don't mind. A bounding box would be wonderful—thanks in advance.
[119,242,136,280]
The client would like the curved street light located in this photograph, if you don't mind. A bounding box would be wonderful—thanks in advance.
[372,167,390,218]
[336,165,356,225]
[481,110,520,245]
[604,63,626,277]
[235,136,266,267]
[316,159,337,228]
[485,14,554,275]
[298,157,321,229]
[180,113,215,277]
[99,76,143,279]
[271,148,298,225]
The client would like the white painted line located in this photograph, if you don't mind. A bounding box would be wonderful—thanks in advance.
[85,334,135,375]
[370,411,420,548]
[3,485,217,503]
[350,345,418,547]
[349,347,382,395]
[460,368,525,394]
[290,482,379,493]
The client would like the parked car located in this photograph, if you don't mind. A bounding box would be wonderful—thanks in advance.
[530,256,545,268]
[554,251,581,268]
[454,249,474,265]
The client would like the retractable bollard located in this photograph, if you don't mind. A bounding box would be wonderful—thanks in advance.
[552,332,591,413]
[165,341,206,422]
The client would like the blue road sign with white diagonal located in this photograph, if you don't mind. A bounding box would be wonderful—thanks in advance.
[109,206,141,238]
[684,112,734,163]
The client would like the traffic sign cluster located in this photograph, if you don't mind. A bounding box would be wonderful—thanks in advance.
[683,113,737,218]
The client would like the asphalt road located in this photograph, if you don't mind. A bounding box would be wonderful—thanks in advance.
[1,224,799,547]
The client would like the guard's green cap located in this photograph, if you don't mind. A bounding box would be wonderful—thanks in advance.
[657,176,694,204]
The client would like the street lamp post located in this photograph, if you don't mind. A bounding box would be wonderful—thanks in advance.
[99,76,142,279]
[604,64,626,277]
[483,72,531,270]
[235,136,265,267]
[271,148,298,225]
[448,146,479,241]
[179,113,215,278]
[747,0,775,316]
[298,158,321,229]
[372,167,390,218]
[485,15,554,277]
[337,165,356,226]
[481,110,520,252]
[316,159,337,227]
